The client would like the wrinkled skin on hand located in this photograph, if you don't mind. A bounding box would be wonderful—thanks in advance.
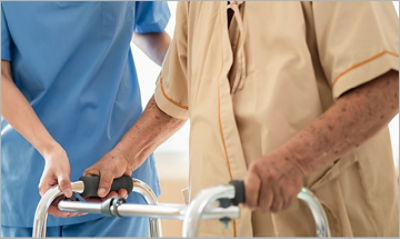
[244,148,304,212]
[83,148,132,202]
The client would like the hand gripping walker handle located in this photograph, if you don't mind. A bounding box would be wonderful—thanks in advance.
[228,180,330,237]
[229,180,245,206]
[79,175,133,198]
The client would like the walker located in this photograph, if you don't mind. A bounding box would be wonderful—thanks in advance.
[32,176,330,237]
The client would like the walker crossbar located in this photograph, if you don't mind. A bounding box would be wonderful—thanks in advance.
[33,178,330,237]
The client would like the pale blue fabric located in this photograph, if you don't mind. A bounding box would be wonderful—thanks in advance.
[1,1,169,233]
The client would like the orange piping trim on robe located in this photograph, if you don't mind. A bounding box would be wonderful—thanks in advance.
[217,4,237,237]
[218,84,238,237]
[331,50,399,87]
[160,76,189,110]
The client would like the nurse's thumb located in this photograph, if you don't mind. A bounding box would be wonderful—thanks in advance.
[58,175,72,198]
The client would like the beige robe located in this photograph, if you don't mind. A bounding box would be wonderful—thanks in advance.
[154,1,399,237]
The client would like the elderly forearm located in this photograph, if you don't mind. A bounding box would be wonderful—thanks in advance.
[281,70,399,175]
[114,96,185,167]
[132,31,171,66]
[1,61,60,156]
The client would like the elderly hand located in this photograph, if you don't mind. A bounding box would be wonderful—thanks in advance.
[83,148,133,201]
[39,144,86,217]
[244,148,304,212]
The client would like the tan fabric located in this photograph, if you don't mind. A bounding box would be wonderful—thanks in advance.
[155,2,399,237]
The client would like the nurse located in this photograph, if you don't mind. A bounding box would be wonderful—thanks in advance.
[86,1,399,237]
[1,2,170,237]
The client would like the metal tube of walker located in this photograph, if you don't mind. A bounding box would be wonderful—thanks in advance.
[182,184,237,237]
[181,184,331,237]
[58,201,240,221]
[297,188,331,237]
[32,178,162,238]
[32,181,85,238]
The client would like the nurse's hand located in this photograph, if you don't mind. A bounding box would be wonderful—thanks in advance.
[244,148,304,212]
[83,149,132,201]
[39,144,85,217]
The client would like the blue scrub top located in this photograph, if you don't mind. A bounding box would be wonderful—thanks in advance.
[1,2,169,227]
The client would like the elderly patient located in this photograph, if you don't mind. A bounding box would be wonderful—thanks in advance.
[86,2,399,237]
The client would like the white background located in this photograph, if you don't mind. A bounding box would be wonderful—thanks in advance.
[133,2,399,168]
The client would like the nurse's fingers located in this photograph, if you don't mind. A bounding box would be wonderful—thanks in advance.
[48,205,73,217]
[48,205,87,217]
[39,181,52,196]
[58,175,72,198]
[48,196,87,217]
[244,165,261,209]
[98,172,114,198]
[81,197,103,203]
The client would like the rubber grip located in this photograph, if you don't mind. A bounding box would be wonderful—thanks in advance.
[229,180,245,206]
[79,175,133,198]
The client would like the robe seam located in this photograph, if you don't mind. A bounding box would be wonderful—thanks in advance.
[331,50,398,87]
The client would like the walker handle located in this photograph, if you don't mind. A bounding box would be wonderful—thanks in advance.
[79,175,133,198]
[229,180,245,206]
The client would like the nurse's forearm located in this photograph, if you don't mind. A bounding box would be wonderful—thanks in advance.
[114,96,185,169]
[132,31,171,66]
[282,70,398,175]
[1,61,61,156]
[2,61,75,211]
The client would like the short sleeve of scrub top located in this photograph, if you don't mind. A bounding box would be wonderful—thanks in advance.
[312,2,399,99]
[134,1,170,33]
[154,3,189,120]
[1,6,12,61]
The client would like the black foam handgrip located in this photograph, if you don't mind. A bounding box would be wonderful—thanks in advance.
[79,175,133,198]
[229,180,245,206]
